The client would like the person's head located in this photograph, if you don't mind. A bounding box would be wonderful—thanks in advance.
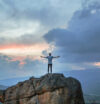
[49,53,51,56]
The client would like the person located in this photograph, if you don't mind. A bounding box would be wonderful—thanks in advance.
[41,53,60,73]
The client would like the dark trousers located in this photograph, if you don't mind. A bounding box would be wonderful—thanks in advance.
[48,64,52,73]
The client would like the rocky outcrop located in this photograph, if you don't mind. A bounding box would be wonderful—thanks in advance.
[3,73,85,104]
[0,90,4,103]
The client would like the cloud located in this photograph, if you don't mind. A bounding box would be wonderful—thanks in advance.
[44,1,100,64]
[0,34,49,57]
[0,34,45,45]
[1,0,81,26]
[0,0,81,38]
[0,54,47,80]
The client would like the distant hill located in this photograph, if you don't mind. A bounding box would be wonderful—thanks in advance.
[0,76,30,86]
[69,69,100,96]
[0,85,8,90]
[84,94,100,104]
[68,69,100,103]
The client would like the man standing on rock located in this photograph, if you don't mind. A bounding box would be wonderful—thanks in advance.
[41,53,60,73]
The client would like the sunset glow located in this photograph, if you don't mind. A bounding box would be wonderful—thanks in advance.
[0,43,49,56]
[93,62,100,67]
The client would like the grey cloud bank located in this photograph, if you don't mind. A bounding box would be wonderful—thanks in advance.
[44,1,100,63]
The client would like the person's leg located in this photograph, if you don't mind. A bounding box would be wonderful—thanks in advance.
[50,64,52,73]
[48,64,49,73]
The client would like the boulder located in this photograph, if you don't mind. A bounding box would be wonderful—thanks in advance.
[4,73,85,104]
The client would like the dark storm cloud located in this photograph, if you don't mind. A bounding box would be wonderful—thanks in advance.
[44,1,100,63]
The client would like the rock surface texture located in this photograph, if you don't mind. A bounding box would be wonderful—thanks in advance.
[0,90,4,103]
[3,73,85,104]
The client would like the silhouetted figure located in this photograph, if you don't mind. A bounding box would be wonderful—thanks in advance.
[41,53,60,73]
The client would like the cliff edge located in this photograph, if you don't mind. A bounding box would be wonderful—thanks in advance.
[2,73,85,104]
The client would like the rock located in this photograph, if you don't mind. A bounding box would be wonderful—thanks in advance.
[3,73,85,104]
[0,90,5,103]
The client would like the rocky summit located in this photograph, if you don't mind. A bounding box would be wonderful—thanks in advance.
[1,73,85,104]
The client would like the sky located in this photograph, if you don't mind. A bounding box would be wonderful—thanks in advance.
[0,0,100,83]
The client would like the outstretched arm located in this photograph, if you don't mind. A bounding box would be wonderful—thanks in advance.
[40,56,47,58]
[53,56,60,58]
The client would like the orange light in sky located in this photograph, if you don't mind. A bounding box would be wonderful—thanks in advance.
[93,62,100,67]
[0,43,49,56]
[0,43,49,66]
